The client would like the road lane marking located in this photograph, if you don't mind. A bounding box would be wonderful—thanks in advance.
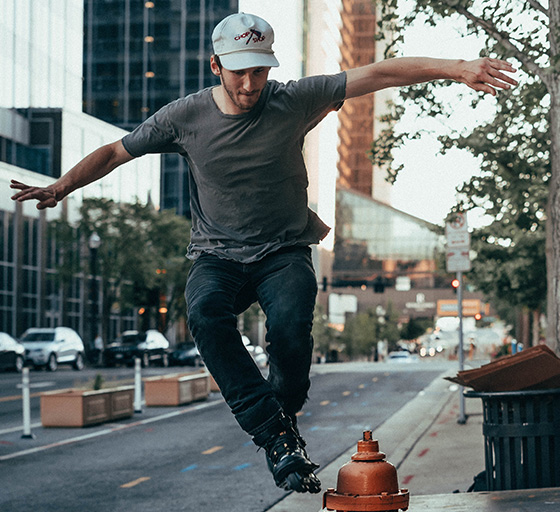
[342,391,351,396]
[202,445,223,455]
[233,463,251,470]
[0,399,224,461]
[0,422,42,435]
[0,392,42,403]
[358,384,366,389]
[17,381,56,389]
[181,464,198,472]
[121,477,151,488]
[320,400,330,406]
[372,377,379,382]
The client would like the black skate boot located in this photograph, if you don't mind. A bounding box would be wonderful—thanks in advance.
[255,414,321,493]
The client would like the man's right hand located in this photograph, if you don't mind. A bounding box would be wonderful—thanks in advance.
[10,180,59,209]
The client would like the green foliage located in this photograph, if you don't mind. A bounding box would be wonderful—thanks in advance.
[379,302,401,351]
[52,198,192,334]
[341,311,377,358]
[340,303,402,358]
[450,71,549,315]
[373,0,551,329]
[400,317,432,341]
[312,304,339,355]
[93,374,104,391]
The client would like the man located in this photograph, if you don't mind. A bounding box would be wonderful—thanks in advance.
[11,12,516,494]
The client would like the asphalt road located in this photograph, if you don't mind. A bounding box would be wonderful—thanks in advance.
[0,360,454,512]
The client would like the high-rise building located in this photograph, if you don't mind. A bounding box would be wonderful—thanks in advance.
[0,0,160,338]
[83,0,238,217]
[336,0,392,204]
[337,0,376,196]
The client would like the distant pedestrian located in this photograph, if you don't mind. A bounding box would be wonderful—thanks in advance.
[10,12,516,494]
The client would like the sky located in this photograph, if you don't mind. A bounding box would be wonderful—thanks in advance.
[388,12,498,228]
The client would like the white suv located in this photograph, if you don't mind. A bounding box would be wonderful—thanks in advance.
[20,327,85,371]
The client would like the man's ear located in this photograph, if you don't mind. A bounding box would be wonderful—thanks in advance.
[210,56,221,76]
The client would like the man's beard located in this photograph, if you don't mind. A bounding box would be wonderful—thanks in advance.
[222,80,260,112]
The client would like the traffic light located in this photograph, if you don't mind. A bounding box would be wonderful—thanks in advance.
[322,276,328,292]
[474,313,482,321]
[451,278,460,293]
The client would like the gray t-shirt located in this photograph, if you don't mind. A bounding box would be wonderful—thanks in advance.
[122,72,347,263]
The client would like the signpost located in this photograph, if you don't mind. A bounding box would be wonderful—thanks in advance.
[445,213,470,424]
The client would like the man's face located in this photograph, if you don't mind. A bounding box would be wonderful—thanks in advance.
[213,62,271,114]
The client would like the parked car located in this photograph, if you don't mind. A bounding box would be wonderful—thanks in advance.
[170,341,203,367]
[242,335,268,368]
[19,327,85,371]
[104,329,170,368]
[0,332,25,372]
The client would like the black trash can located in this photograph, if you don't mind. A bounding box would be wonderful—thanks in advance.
[465,388,560,491]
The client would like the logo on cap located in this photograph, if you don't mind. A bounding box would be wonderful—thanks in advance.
[234,29,265,44]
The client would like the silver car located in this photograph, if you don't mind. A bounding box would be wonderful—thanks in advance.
[20,327,85,371]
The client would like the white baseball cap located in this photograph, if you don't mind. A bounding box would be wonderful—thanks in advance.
[212,13,279,71]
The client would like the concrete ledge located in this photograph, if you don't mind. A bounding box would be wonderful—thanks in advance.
[410,487,560,511]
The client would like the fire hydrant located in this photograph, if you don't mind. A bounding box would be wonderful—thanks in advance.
[322,430,409,511]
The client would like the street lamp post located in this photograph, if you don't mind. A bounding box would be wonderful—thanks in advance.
[88,232,101,363]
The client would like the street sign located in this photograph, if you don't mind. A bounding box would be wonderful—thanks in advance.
[445,213,471,272]
[446,231,470,248]
[446,212,468,232]
[446,249,472,272]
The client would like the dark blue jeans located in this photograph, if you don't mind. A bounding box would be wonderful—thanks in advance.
[185,246,317,438]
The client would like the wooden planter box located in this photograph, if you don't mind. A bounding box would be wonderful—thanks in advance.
[210,374,220,392]
[40,386,134,427]
[144,370,210,406]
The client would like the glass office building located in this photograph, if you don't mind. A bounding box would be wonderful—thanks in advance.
[1,1,160,340]
[334,187,444,289]
[83,0,238,217]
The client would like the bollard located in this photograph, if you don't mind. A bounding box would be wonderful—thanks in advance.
[21,367,35,439]
[134,357,143,413]
[322,431,409,511]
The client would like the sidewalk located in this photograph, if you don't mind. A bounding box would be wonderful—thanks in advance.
[269,370,488,512]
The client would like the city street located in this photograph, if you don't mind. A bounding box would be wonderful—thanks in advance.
[0,359,455,512]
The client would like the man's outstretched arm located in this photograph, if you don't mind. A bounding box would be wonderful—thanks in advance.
[10,140,134,209]
[345,57,517,99]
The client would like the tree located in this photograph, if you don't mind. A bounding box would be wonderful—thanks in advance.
[312,304,339,359]
[340,303,402,359]
[374,0,558,353]
[341,311,378,359]
[53,198,191,343]
[400,316,432,342]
